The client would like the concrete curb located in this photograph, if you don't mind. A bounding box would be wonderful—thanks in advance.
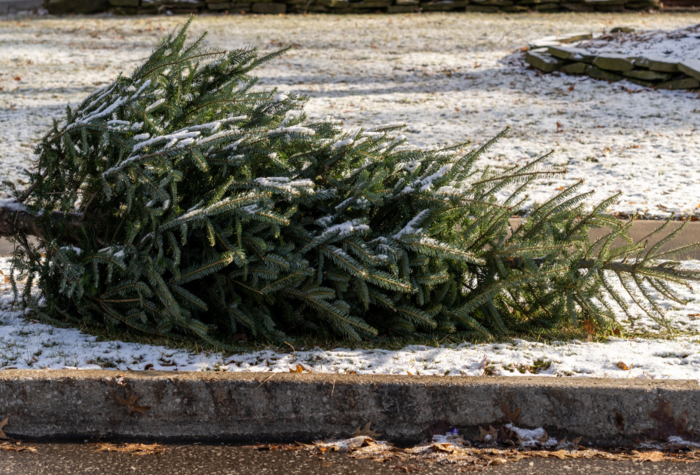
[1,370,698,442]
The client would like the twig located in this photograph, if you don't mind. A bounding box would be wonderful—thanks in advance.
[79,193,99,223]
[256,372,277,389]
[330,378,336,398]
[18,171,47,203]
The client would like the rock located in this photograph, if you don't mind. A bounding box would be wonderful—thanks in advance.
[519,0,559,4]
[594,4,624,10]
[387,4,419,11]
[547,45,596,63]
[351,0,393,6]
[465,4,501,10]
[679,60,700,81]
[622,70,673,81]
[45,0,110,13]
[502,4,528,10]
[658,77,700,90]
[529,36,566,48]
[396,0,420,3]
[422,1,468,10]
[109,0,139,6]
[625,78,656,88]
[471,0,513,5]
[592,54,634,72]
[560,62,588,74]
[349,0,392,6]
[109,5,137,14]
[610,27,635,33]
[558,32,593,43]
[289,3,328,10]
[561,2,595,10]
[251,2,286,12]
[525,50,564,73]
[625,0,659,6]
[208,2,251,9]
[632,57,679,73]
[585,65,624,82]
[532,3,560,9]
[584,0,626,5]
[318,0,349,6]
[625,1,659,8]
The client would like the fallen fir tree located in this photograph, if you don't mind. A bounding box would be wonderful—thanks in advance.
[2,19,699,347]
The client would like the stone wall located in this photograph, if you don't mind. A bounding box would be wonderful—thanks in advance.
[525,31,700,91]
[42,0,663,15]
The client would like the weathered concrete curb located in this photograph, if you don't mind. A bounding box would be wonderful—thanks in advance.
[1,370,698,442]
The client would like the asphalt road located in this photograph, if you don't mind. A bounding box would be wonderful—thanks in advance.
[1,443,698,475]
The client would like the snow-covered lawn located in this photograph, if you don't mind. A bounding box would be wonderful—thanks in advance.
[1,12,700,217]
[1,254,699,380]
[2,12,700,377]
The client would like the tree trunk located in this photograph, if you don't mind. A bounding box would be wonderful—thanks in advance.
[0,202,91,243]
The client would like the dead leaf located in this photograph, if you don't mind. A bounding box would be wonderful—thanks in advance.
[353,422,382,438]
[631,450,668,462]
[0,441,36,453]
[128,405,150,416]
[646,397,693,441]
[616,361,630,371]
[476,425,498,443]
[432,443,457,453]
[289,364,305,373]
[549,449,570,460]
[499,404,522,425]
[114,393,140,407]
[144,364,154,370]
[0,417,8,440]
[114,393,149,416]
[94,443,167,455]
[582,319,597,335]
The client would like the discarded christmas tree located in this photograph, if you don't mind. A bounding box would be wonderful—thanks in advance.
[2,18,698,346]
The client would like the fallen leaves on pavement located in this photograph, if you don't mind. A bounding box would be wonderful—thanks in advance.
[92,443,168,456]
[1,441,37,453]
[244,401,700,470]
[353,422,382,438]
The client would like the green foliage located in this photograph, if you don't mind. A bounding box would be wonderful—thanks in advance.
[10,19,700,346]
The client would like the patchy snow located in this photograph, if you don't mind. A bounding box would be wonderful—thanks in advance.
[0,254,699,378]
[572,24,700,63]
[504,424,558,448]
[1,13,700,375]
[2,14,700,218]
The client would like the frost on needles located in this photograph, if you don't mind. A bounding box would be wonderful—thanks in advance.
[2,18,699,347]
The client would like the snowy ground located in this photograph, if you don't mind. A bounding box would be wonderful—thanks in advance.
[1,255,700,380]
[1,12,700,217]
[2,12,700,377]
